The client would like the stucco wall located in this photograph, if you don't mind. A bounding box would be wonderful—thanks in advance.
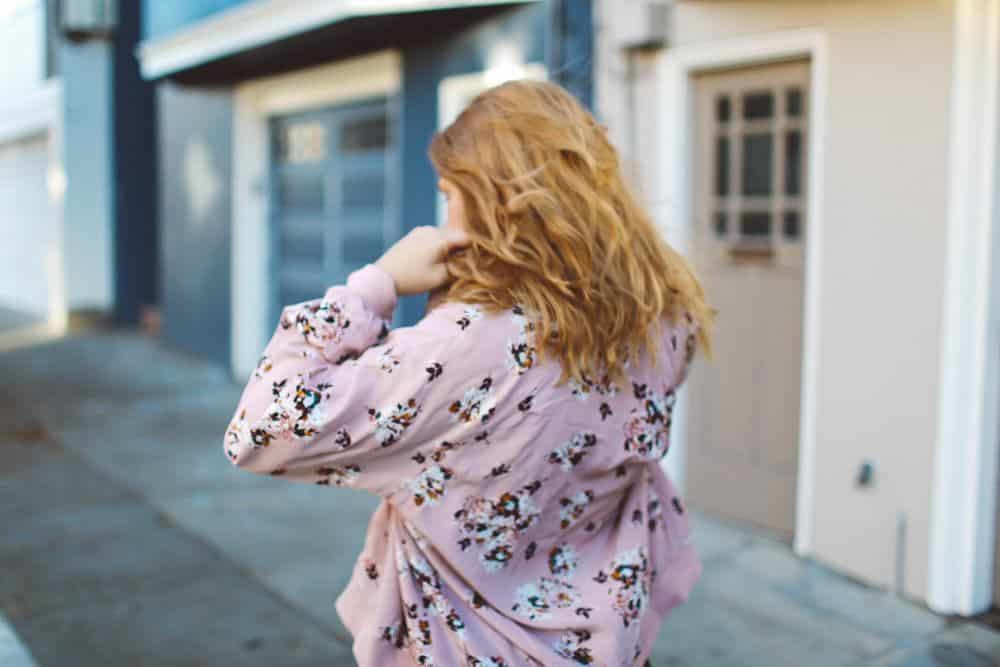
[597,0,954,601]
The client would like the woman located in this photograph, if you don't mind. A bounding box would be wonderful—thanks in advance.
[224,80,713,666]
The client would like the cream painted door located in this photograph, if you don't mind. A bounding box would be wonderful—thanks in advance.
[686,61,810,541]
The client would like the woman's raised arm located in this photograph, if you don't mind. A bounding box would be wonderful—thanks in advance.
[223,261,463,495]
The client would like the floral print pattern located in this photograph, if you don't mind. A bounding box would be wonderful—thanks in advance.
[594,546,650,628]
[456,481,543,572]
[506,305,538,374]
[559,490,594,529]
[407,465,453,507]
[449,377,496,424]
[548,432,597,471]
[224,373,333,460]
[553,629,595,665]
[280,297,350,347]
[369,398,420,446]
[623,382,677,459]
[224,264,701,667]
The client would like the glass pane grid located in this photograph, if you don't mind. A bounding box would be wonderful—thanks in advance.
[708,81,808,255]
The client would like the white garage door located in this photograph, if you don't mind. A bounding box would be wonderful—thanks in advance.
[0,132,57,319]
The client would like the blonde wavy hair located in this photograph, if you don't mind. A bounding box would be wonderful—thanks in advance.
[429,79,713,385]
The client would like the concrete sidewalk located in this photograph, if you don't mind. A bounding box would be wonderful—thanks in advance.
[1,331,999,666]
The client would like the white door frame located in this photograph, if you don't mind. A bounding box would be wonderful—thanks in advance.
[654,29,829,559]
[927,0,1000,616]
[230,50,401,379]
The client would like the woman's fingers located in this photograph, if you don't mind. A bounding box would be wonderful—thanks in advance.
[439,227,471,258]
[375,226,472,296]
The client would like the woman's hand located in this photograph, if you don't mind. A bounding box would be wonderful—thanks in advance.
[375,226,471,296]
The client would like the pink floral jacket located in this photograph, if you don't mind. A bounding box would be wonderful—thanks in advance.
[224,263,702,667]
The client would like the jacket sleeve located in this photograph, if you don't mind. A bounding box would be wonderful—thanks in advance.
[223,263,460,495]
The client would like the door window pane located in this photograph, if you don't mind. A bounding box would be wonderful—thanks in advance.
[783,211,800,240]
[277,169,324,209]
[785,130,802,196]
[341,116,388,151]
[715,136,729,197]
[716,95,731,123]
[342,172,386,208]
[742,134,773,196]
[280,234,323,263]
[343,233,385,264]
[275,121,327,164]
[740,212,771,238]
[786,88,803,117]
[743,92,774,120]
[714,212,727,237]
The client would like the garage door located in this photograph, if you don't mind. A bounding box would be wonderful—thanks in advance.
[269,97,397,323]
[0,132,57,319]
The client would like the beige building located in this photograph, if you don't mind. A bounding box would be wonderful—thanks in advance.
[595,0,1000,616]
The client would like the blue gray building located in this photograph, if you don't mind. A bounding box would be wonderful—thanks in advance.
[136,0,593,378]
[0,0,156,332]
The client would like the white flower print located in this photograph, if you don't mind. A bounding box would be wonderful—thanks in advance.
[559,490,594,529]
[506,306,538,374]
[333,426,352,450]
[647,489,664,531]
[280,297,350,347]
[449,377,496,424]
[253,354,272,379]
[224,410,257,461]
[397,552,467,651]
[623,383,677,459]
[594,546,650,628]
[380,622,407,649]
[316,464,360,486]
[552,630,594,665]
[468,657,510,667]
[511,577,580,621]
[407,465,453,508]
[569,371,618,402]
[511,581,550,620]
[457,305,483,330]
[568,377,592,401]
[225,375,334,458]
[548,432,597,471]
[266,374,333,440]
[368,398,420,446]
[547,544,580,578]
[377,346,400,373]
[456,481,542,572]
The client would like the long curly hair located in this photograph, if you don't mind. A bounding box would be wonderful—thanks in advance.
[429,79,713,385]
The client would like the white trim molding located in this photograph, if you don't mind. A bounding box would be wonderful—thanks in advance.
[138,0,536,80]
[0,78,61,144]
[230,51,402,379]
[654,29,828,555]
[928,0,1000,617]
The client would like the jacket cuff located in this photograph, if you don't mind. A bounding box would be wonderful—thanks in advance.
[345,263,398,321]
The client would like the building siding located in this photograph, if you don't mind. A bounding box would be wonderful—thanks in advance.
[157,83,233,365]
